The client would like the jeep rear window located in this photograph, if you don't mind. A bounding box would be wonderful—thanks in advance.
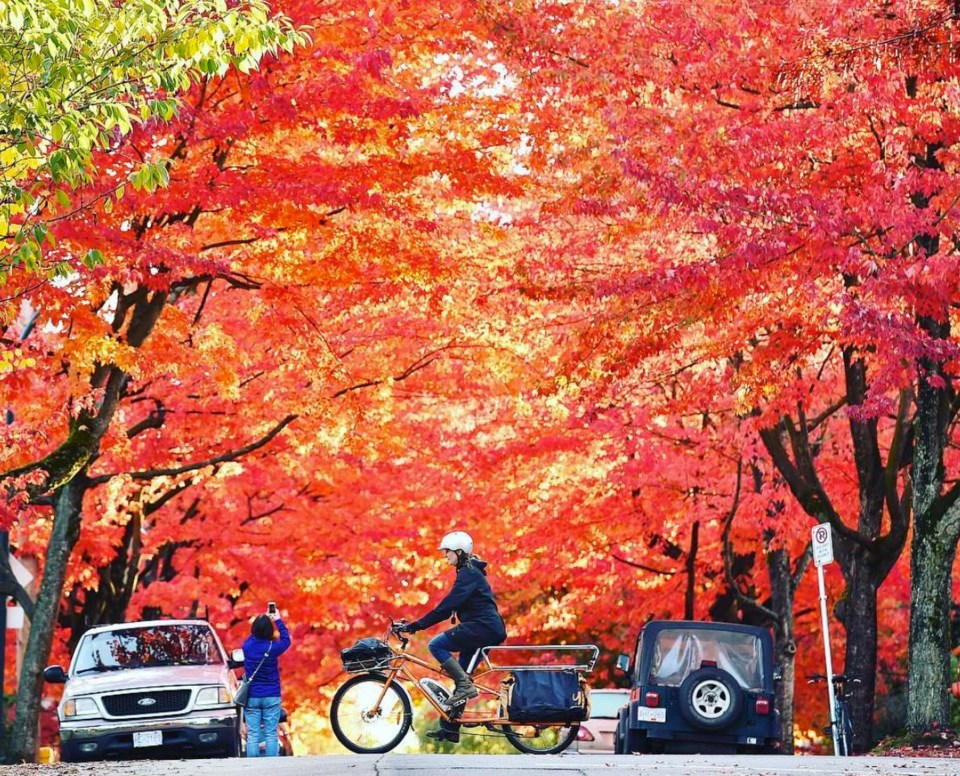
[648,628,763,691]
[73,624,223,674]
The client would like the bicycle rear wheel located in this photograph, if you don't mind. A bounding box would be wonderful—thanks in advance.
[331,673,412,753]
[501,723,579,754]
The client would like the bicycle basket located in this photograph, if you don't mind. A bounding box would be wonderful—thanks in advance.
[340,637,395,672]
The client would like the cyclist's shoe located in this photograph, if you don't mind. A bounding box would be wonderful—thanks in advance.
[441,658,479,705]
[425,726,460,744]
[446,697,467,712]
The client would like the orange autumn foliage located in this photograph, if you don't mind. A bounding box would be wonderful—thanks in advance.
[4,0,960,756]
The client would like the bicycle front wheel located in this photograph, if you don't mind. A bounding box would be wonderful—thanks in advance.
[501,722,579,754]
[331,673,412,753]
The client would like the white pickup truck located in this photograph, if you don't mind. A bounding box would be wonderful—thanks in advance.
[44,619,242,762]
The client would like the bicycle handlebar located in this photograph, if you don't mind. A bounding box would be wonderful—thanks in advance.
[807,673,861,686]
[387,618,410,648]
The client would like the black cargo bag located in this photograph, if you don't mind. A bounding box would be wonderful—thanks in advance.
[340,637,394,672]
[505,670,589,723]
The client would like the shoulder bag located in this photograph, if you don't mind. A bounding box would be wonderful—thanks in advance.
[234,645,272,706]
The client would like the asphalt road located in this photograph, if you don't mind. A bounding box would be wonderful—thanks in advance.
[5,754,957,776]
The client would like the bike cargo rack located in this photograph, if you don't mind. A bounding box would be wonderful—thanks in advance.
[468,644,599,674]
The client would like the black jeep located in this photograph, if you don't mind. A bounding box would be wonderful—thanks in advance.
[614,620,781,754]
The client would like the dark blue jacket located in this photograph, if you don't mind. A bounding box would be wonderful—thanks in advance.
[410,559,506,649]
[242,619,292,698]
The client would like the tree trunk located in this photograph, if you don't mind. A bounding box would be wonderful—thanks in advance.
[906,308,958,735]
[685,521,699,620]
[7,478,85,763]
[906,523,956,733]
[836,552,878,752]
[768,545,797,754]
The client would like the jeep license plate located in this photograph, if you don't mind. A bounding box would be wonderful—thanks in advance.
[133,731,163,748]
[637,706,666,723]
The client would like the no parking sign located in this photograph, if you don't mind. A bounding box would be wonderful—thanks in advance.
[812,523,834,567]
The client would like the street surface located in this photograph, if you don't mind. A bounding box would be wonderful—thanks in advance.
[4,754,957,776]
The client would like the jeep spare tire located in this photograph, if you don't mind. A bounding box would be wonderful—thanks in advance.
[678,667,742,729]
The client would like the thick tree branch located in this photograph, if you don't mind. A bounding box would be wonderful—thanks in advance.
[89,414,296,483]
[610,552,676,577]
[721,460,778,621]
[126,399,167,439]
[759,422,850,540]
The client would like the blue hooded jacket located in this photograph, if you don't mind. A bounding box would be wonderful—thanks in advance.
[242,618,292,698]
[409,558,506,649]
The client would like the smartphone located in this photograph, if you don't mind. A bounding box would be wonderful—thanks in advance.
[267,601,278,616]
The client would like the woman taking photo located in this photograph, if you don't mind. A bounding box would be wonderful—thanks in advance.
[242,606,292,757]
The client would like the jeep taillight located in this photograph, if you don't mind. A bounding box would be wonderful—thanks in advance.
[576,727,595,741]
[755,698,771,715]
[644,691,660,707]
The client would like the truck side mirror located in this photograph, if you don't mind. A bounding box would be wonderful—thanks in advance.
[616,653,631,673]
[228,649,245,669]
[43,665,67,684]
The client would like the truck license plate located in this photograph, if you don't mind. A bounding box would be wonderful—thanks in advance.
[133,731,163,748]
[637,706,667,723]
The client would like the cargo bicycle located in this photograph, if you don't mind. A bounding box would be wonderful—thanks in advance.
[331,619,598,754]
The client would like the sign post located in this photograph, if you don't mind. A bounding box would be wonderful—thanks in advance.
[812,522,840,756]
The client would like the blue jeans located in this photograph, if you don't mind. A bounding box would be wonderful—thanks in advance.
[245,695,282,757]
[428,633,479,673]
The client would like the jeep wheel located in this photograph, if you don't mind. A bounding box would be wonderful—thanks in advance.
[678,667,742,730]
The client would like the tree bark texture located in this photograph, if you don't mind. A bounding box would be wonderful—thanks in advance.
[7,479,85,763]
[768,545,798,754]
[836,551,878,752]
[906,324,958,734]
[906,523,956,733]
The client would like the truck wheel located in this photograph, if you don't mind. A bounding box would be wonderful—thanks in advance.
[678,667,742,730]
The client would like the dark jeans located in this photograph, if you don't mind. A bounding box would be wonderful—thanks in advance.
[427,632,481,672]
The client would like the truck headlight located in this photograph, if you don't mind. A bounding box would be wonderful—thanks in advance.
[63,697,99,718]
[196,686,231,705]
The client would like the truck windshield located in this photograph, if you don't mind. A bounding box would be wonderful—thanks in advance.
[73,624,223,674]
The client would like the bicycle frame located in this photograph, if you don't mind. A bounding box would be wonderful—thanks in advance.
[808,673,854,756]
[364,632,597,729]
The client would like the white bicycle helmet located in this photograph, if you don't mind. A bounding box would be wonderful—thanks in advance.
[438,531,473,554]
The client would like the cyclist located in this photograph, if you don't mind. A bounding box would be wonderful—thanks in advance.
[397,530,507,743]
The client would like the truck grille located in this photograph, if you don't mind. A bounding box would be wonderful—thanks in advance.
[103,690,191,716]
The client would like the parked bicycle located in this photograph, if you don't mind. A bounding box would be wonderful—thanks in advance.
[807,673,858,756]
[331,619,597,755]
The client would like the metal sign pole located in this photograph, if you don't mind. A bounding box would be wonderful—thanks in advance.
[816,561,839,756]
[812,522,840,757]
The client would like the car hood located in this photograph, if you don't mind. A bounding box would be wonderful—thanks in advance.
[66,665,228,696]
